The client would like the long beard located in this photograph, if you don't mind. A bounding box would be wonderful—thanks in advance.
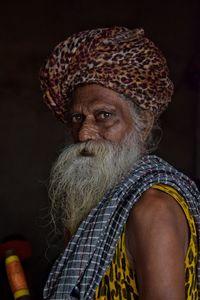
[49,132,143,235]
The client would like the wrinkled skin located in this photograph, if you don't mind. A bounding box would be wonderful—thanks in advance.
[69,84,134,144]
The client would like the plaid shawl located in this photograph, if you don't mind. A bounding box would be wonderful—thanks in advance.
[43,155,200,299]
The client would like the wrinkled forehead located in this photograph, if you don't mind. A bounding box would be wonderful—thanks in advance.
[68,83,134,118]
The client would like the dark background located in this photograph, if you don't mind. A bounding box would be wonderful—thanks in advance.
[1,1,200,299]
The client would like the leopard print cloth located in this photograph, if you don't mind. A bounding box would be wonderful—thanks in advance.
[39,27,174,122]
[95,184,198,300]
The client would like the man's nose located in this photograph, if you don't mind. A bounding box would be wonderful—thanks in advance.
[78,120,100,142]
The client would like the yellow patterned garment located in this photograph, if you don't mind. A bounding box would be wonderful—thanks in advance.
[95,184,198,300]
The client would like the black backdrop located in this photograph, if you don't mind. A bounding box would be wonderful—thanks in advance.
[1,1,200,298]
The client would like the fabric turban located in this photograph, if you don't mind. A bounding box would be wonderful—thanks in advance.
[39,27,174,122]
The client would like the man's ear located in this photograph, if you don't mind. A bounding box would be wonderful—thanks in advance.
[141,111,154,143]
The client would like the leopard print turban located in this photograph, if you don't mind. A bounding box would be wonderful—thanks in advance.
[40,27,174,122]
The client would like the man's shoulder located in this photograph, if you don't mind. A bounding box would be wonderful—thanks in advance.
[127,187,186,225]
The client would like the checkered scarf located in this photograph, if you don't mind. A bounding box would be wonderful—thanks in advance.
[43,155,200,299]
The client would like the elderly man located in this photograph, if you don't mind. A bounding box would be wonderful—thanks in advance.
[40,27,200,299]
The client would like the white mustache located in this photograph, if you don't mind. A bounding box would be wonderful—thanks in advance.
[48,132,142,234]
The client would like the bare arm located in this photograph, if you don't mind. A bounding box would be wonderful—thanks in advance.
[126,188,189,300]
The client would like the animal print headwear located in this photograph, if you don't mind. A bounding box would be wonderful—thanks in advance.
[40,27,174,122]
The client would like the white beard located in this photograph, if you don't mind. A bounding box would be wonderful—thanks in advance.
[49,132,143,235]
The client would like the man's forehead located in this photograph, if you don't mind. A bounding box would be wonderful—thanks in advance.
[70,84,128,111]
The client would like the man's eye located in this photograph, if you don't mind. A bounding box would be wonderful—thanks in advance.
[97,111,112,120]
[71,114,83,123]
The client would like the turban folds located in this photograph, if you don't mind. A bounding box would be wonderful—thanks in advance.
[40,27,174,122]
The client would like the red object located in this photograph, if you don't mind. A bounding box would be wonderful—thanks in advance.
[0,240,32,260]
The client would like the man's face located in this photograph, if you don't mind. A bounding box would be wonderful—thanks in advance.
[49,84,144,234]
[69,84,134,144]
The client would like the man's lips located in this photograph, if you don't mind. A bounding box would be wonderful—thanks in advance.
[79,149,95,157]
